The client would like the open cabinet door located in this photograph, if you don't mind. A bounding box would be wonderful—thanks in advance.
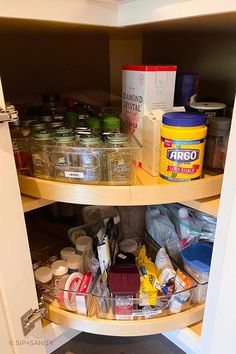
[0,81,46,354]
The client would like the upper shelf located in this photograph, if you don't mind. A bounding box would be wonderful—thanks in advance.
[18,170,222,207]
[1,0,235,28]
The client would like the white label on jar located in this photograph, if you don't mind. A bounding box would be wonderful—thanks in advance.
[65,171,84,179]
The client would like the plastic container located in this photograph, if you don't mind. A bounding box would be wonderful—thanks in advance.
[181,243,213,304]
[159,112,207,182]
[204,116,231,172]
[119,239,140,254]
[34,266,54,303]
[60,247,76,261]
[51,260,68,287]
[79,135,102,181]
[31,131,53,179]
[67,254,83,274]
[190,102,226,125]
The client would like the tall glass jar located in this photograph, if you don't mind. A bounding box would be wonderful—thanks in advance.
[79,135,102,182]
[51,129,78,183]
[31,131,53,179]
[107,133,132,185]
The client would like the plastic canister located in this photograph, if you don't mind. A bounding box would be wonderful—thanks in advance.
[60,247,76,261]
[190,102,226,125]
[159,112,207,182]
[181,243,213,304]
[67,254,83,274]
[51,260,68,287]
[119,239,139,254]
[34,267,52,284]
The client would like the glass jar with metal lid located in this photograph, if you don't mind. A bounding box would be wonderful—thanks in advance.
[79,135,102,182]
[103,116,121,134]
[51,130,78,182]
[107,133,131,184]
[30,122,48,134]
[31,130,54,179]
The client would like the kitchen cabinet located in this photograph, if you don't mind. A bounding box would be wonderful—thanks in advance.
[0,2,236,354]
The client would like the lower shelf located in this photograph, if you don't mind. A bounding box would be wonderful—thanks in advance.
[47,303,204,337]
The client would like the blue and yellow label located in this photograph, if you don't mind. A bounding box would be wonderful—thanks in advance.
[159,137,205,182]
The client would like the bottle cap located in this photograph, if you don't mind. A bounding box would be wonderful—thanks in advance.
[51,260,68,276]
[34,267,52,283]
[60,247,76,261]
[163,112,206,127]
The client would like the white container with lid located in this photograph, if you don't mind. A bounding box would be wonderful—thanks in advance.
[34,266,53,284]
[60,247,76,261]
[67,254,83,274]
[75,236,93,255]
[51,260,68,287]
[190,102,226,124]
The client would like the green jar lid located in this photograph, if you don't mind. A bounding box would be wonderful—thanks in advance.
[54,129,75,142]
[103,116,120,129]
[64,111,78,125]
[40,115,52,123]
[32,130,53,140]
[107,133,129,144]
[80,134,101,144]
[30,122,48,131]
[85,117,101,129]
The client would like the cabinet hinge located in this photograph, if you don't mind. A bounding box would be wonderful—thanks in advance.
[21,296,48,336]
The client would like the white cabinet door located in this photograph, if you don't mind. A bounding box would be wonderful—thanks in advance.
[0,89,45,353]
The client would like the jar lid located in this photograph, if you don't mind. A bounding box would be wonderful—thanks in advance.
[41,115,52,123]
[50,121,65,129]
[64,111,78,123]
[51,260,68,276]
[67,254,82,270]
[103,116,120,129]
[107,133,129,143]
[60,247,76,260]
[190,102,226,110]
[54,129,75,142]
[119,239,139,253]
[32,130,53,140]
[30,122,48,130]
[162,112,206,127]
[34,267,52,283]
[209,116,231,134]
[80,135,101,144]
[85,117,101,129]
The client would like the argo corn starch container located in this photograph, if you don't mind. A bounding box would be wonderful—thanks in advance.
[159,112,207,182]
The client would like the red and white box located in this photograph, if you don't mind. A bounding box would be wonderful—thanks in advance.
[122,65,177,144]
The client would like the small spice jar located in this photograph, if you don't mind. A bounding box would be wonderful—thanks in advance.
[85,116,101,135]
[204,117,231,173]
[107,133,132,185]
[31,130,53,179]
[30,122,48,134]
[103,116,120,134]
[79,135,102,181]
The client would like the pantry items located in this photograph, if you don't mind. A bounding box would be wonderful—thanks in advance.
[34,266,54,303]
[60,247,76,261]
[122,65,177,144]
[67,254,83,274]
[79,135,102,181]
[31,130,53,179]
[190,101,226,125]
[159,112,207,182]
[174,73,199,108]
[119,239,139,254]
[34,267,53,285]
[51,260,68,287]
[75,236,93,272]
[204,116,231,172]
[181,243,213,304]
[30,122,48,133]
[103,116,121,134]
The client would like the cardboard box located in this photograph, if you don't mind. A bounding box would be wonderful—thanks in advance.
[122,65,177,144]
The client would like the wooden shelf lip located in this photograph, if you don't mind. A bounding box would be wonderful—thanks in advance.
[21,194,54,212]
[18,172,223,207]
[47,303,204,337]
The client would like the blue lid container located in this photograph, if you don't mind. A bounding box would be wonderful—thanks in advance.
[162,112,206,127]
[181,243,213,273]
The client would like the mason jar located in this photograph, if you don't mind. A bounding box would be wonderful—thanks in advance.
[107,133,132,185]
[51,129,78,183]
[79,135,102,182]
[31,130,54,179]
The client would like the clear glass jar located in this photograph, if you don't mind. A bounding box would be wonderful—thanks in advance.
[10,120,32,175]
[31,130,53,179]
[204,117,231,172]
[30,122,48,134]
[51,129,78,182]
[107,133,132,185]
[79,135,102,182]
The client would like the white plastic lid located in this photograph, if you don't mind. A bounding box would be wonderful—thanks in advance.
[190,102,226,110]
[75,236,92,252]
[51,260,68,276]
[67,254,83,270]
[60,247,76,261]
[34,267,52,283]
[178,207,189,219]
[119,239,139,253]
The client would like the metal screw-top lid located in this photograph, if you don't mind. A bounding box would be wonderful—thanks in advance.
[80,134,101,144]
[54,128,75,142]
[32,130,53,140]
[30,122,48,131]
[49,121,65,129]
[107,133,129,144]
[208,117,231,136]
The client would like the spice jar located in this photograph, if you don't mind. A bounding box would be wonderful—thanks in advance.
[51,129,78,182]
[107,133,132,185]
[103,116,120,134]
[204,117,231,173]
[79,135,102,182]
[30,122,48,134]
[31,130,53,179]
